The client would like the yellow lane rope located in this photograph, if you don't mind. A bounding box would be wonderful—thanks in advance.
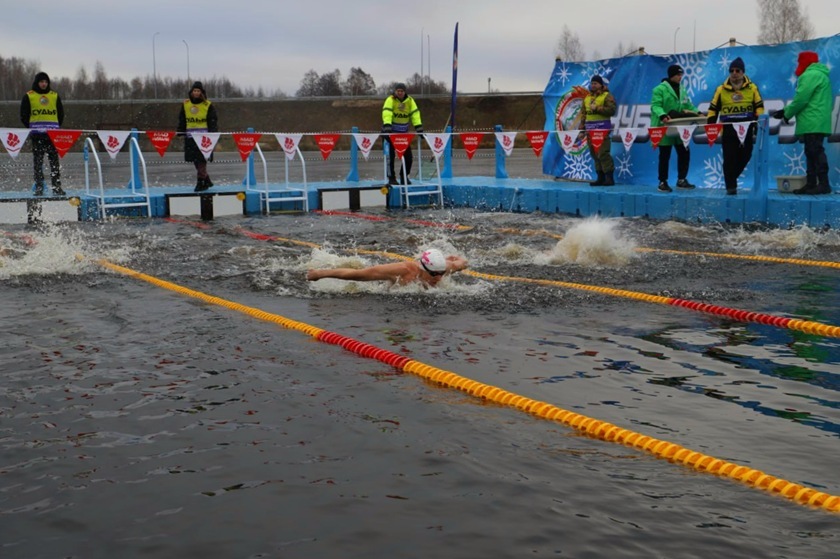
[92,255,840,514]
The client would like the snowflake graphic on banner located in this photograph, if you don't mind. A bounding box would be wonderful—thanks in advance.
[783,148,807,174]
[702,153,727,189]
[564,152,594,180]
[716,49,733,73]
[671,52,709,97]
[615,152,634,179]
[554,62,573,87]
[579,61,613,85]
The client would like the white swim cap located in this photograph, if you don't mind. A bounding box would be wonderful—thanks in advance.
[419,249,447,274]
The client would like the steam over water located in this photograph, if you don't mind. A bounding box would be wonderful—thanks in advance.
[2,210,839,558]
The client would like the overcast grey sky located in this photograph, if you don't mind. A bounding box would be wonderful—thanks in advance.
[3,0,837,95]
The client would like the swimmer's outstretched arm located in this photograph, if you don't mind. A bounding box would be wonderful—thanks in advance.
[307,262,411,283]
[446,255,468,273]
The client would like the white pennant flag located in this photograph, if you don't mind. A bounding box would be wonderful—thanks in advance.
[0,128,31,159]
[734,122,750,145]
[556,130,580,155]
[96,130,132,160]
[352,133,379,160]
[494,131,517,156]
[619,128,639,152]
[275,133,303,160]
[191,132,220,160]
[675,125,696,148]
[423,133,451,160]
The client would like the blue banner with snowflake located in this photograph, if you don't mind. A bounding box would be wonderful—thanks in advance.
[542,35,840,189]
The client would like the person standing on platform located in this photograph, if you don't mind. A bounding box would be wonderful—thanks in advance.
[650,65,700,192]
[706,57,765,195]
[381,83,423,185]
[19,71,65,196]
[772,51,833,195]
[177,81,218,192]
[581,75,617,186]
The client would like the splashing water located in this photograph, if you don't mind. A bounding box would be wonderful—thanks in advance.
[546,217,637,266]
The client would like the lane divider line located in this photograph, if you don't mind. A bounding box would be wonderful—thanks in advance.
[93,255,840,514]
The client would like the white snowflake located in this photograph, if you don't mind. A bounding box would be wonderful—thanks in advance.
[554,63,572,87]
[579,61,614,86]
[784,148,807,174]
[615,152,633,178]
[717,50,732,73]
[670,52,709,98]
[702,153,726,189]
[564,151,594,180]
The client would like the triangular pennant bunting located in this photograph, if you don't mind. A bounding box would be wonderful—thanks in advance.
[525,131,549,157]
[423,133,451,160]
[619,128,639,152]
[232,133,262,161]
[390,133,415,159]
[458,132,484,160]
[587,129,609,155]
[494,131,517,156]
[648,126,667,149]
[0,128,31,159]
[146,130,175,157]
[313,133,341,160]
[352,133,379,160]
[275,133,303,160]
[675,125,696,149]
[556,131,580,155]
[96,130,132,160]
[704,123,723,146]
[734,122,750,145]
[46,130,83,158]
[191,132,220,160]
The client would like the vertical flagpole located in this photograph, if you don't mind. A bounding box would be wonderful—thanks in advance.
[451,22,459,132]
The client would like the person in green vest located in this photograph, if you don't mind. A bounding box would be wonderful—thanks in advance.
[381,83,423,185]
[19,71,65,196]
[581,75,617,186]
[177,81,218,192]
[772,51,833,195]
[650,65,700,192]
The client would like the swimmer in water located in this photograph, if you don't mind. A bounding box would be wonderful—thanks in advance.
[307,248,468,288]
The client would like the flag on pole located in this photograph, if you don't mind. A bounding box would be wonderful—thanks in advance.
[450,22,458,132]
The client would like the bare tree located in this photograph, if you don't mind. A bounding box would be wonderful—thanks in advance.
[341,67,376,96]
[556,25,585,62]
[613,40,641,58]
[756,0,814,44]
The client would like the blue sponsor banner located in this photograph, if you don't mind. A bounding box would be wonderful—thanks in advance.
[542,36,840,189]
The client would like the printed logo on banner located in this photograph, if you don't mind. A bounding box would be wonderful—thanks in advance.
[620,128,639,152]
[734,123,750,145]
[352,133,379,160]
[494,132,517,156]
[423,133,451,159]
[314,133,341,160]
[587,129,608,155]
[555,131,580,155]
[96,131,131,160]
[0,128,30,159]
[275,134,303,160]
[648,127,667,149]
[146,130,175,157]
[553,85,589,156]
[192,132,221,160]
[703,123,723,146]
[46,130,83,158]
[676,125,696,149]
[525,131,549,157]
[459,132,484,160]
[232,133,262,161]
[390,133,415,159]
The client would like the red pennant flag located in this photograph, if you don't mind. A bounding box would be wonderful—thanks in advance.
[587,129,609,154]
[146,130,176,157]
[314,133,341,160]
[525,131,549,157]
[46,130,83,158]
[458,132,484,160]
[390,133,416,159]
[703,123,723,146]
[232,133,262,161]
[648,126,667,149]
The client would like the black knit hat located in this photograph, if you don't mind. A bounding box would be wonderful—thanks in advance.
[590,75,605,86]
[394,82,407,92]
[667,64,684,78]
[729,57,745,72]
[191,81,205,93]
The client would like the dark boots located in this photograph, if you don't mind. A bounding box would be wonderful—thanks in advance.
[589,171,614,187]
[602,171,615,186]
[194,176,214,192]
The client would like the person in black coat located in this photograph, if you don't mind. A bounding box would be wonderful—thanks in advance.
[19,71,65,196]
[177,81,218,191]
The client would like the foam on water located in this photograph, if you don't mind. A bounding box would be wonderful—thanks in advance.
[545,216,637,267]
